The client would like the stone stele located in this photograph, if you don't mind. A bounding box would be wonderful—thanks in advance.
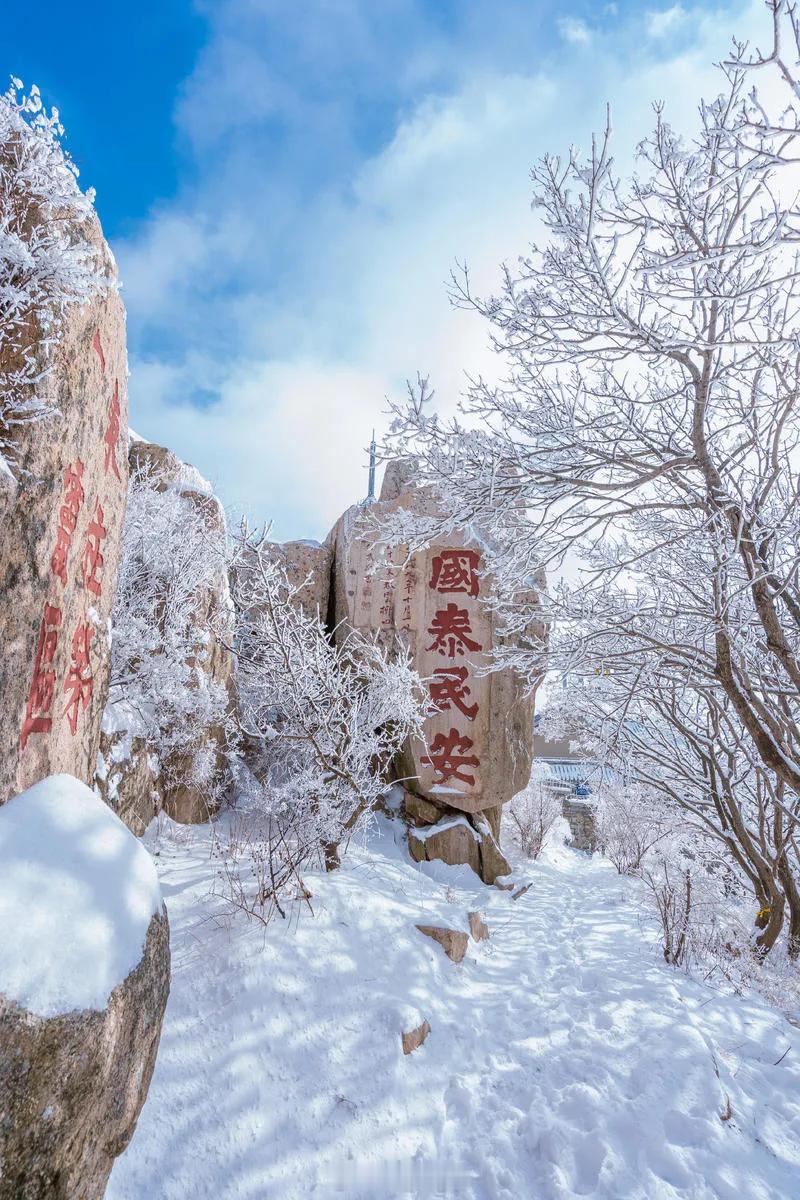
[0,214,128,806]
[327,461,540,816]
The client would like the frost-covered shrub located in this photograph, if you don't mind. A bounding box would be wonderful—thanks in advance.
[0,79,107,479]
[640,840,746,972]
[223,527,426,920]
[596,783,671,876]
[506,765,561,859]
[108,463,233,802]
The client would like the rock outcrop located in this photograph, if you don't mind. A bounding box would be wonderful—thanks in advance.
[0,213,128,806]
[0,776,170,1200]
[95,438,236,828]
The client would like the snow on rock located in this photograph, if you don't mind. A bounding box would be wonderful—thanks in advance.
[108,814,800,1200]
[0,773,162,1017]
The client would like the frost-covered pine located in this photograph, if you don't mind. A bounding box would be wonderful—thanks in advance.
[0,79,106,479]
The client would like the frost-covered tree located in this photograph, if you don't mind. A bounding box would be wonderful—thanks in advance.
[504,763,561,860]
[543,678,800,957]
[386,10,800,803]
[226,526,426,908]
[108,462,233,801]
[0,79,107,480]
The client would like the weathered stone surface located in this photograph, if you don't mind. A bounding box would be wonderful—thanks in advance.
[407,828,428,863]
[473,815,513,885]
[410,815,482,877]
[401,1019,431,1055]
[563,798,598,853]
[95,728,160,837]
[468,911,490,942]
[261,538,332,622]
[0,910,170,1200]
[403,790,445,827]
[415,925,469,964]
[0,214,128,806]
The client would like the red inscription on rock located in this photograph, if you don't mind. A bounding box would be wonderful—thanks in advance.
[429,549,480,599]
[429,666,478,721]
[51,459,85,586]
[422,728,481,787]
[20,604,63,750]
[81,501,107,597]
[426,604,482,658]
[63,620,95,735]
[103,380,122,480]
[92,329,106,373]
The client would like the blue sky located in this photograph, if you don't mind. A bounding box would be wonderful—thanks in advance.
[9,1,759,538]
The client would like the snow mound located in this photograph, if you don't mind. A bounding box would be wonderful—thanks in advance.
[0,774,162,1018]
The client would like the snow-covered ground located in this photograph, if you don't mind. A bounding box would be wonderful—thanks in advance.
[108,814,800,1200]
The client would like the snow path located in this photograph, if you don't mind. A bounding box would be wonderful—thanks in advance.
[108,817,800,1200]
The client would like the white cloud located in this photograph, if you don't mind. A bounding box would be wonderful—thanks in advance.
[118,0,768,540]
[557,17,593,46]
[646,5,688,38]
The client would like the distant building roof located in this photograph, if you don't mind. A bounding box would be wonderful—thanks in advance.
[538,759,616,789]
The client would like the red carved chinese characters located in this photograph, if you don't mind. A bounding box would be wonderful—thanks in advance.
[92,329,106,373]
[429,666,478,721]
[422,728,480,786]
[429,549,480,599]
[81,501,107,596]
[63,620,95,735]
[423,546,485,792]
[51,459,85,586]
[103,380,122,480]
[426,603,482,658]
[20,604,63,749]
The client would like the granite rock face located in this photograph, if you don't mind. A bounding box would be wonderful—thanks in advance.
[0,214,128,806]
[261,538,332,623]
[0,911,169,1200]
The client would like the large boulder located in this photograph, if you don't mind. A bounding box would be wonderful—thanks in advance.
[0,775,170,1199]
[0,213,128,806]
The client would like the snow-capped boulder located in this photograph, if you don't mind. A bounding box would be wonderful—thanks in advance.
[408,815,483,877]
[401,1018,431,1055]
[0,210,128,808]
[0,775,170,1199]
